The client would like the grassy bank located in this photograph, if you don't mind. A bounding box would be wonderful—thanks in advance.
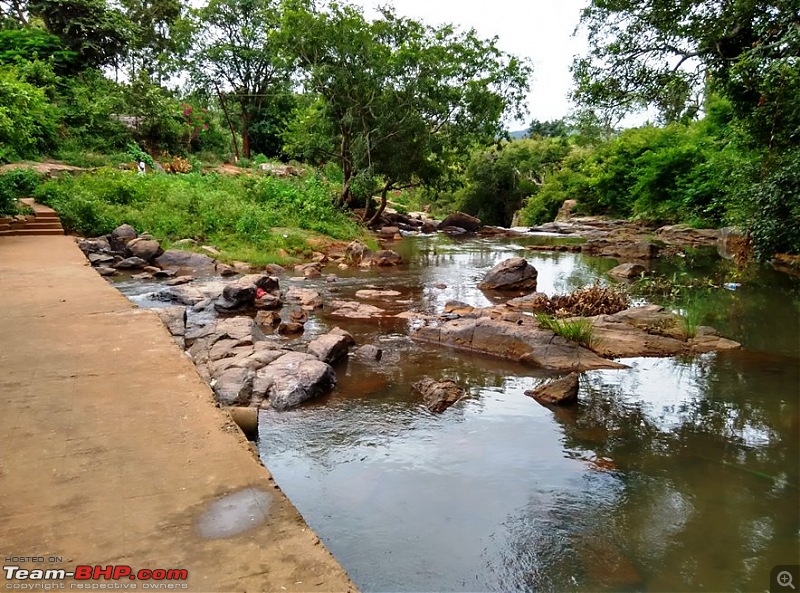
[30,168,368,265]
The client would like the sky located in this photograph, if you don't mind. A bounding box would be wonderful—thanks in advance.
[350,0,590,129]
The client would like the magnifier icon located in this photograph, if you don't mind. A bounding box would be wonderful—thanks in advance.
[778,571,796,590]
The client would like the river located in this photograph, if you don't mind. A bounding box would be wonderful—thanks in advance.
[255,234,799,592]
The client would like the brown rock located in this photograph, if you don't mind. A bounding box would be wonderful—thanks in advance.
[438,212,482,232]
[525,373,580,405]
[353,344,382,361]
[478,257,538,292]
[608,263,647,279]
[284,287,323,309]
[307,332,351,364]
[412,378,466,413]
[277,322,305,335]
[128,238,163,262]
[255,310,281,327]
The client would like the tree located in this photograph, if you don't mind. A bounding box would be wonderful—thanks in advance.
[284,2,531,224]
[27,0,131,73]
[119,0,190,80]
[572,0,799,133]
[191,0,291,159]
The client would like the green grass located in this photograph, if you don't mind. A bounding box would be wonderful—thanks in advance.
[0,169,42,215]
[32,168,367,264]
[536,314,597,349]
[672,302,704,339]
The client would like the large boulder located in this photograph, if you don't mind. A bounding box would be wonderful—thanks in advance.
[127,238,163,262]
[212,368,255,406]
[217,274,279,312]
[154,250,216,272]
[307,332,351,365]
[154,306,186,338]
[478,257,538,291]
[525,373,580,405]
[412,378,466,413]
[109,224,137,251]
[114,256,148,269]
[254,352,336,410]
[438,212,482,233]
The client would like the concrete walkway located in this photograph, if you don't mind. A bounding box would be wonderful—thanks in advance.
[0,235,355,592]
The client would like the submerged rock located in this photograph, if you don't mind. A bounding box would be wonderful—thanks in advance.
[353,344,383,361]
[478,257,538,292]
[412,378,466,413]
[608,263,647,279]
[114,256,148,269]
[284,287,323,309]
[329,300,386,319]
[525,373,580,406]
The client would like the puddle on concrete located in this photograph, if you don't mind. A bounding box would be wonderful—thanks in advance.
[195,487,272,539]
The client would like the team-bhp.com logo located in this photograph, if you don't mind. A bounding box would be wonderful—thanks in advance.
[4,565,189,590]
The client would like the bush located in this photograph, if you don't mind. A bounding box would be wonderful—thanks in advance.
[746,149,800,258]
[0,168,42,214]
[0,66,58,160]
[33,168,365,260]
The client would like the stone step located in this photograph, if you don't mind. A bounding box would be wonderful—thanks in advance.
[0,228,65,237]
[9,222,64,230]
[34,212,60,219]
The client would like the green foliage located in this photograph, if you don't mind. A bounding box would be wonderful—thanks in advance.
[28,0,132,73]
[0,28,76,70]
[457,138,570,226]
[33,168,364,259]
[536,314,597,349]
[190,0,291,159]
[0,65,58,161]
[746,149,800,259]
[0,168,42,214]
[285,2,531,219]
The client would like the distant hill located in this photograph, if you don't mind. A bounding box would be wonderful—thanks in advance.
[507,128,529,140]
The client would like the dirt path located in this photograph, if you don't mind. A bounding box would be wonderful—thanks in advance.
[0,235,356,592]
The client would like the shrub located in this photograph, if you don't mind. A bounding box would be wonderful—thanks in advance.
[0,168,42,214]
[0,66,58,160]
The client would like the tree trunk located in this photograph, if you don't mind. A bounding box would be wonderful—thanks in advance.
[337,131,352,207]
[241,111,250,160]
[367,182,392,228]
[214,82,239,161]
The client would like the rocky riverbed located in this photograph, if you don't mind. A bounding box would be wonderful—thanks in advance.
[76,220,743,418]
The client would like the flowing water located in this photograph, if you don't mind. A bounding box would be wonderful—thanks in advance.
[121,234,800,592]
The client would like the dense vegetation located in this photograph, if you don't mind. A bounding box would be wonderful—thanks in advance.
[0,0,797,260]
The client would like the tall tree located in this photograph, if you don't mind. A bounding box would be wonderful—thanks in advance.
[572,0,799,137]
[284,2,531,223]
[27,0,131,73]
[191,0,290,159]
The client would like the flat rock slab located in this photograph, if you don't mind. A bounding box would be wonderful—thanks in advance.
[414,303,739,369]
[413,314,624,371]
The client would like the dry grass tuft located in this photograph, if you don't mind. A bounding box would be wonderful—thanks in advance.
[523,283,629,318]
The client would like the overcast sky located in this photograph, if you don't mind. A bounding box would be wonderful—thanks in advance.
[350,0,590,129]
